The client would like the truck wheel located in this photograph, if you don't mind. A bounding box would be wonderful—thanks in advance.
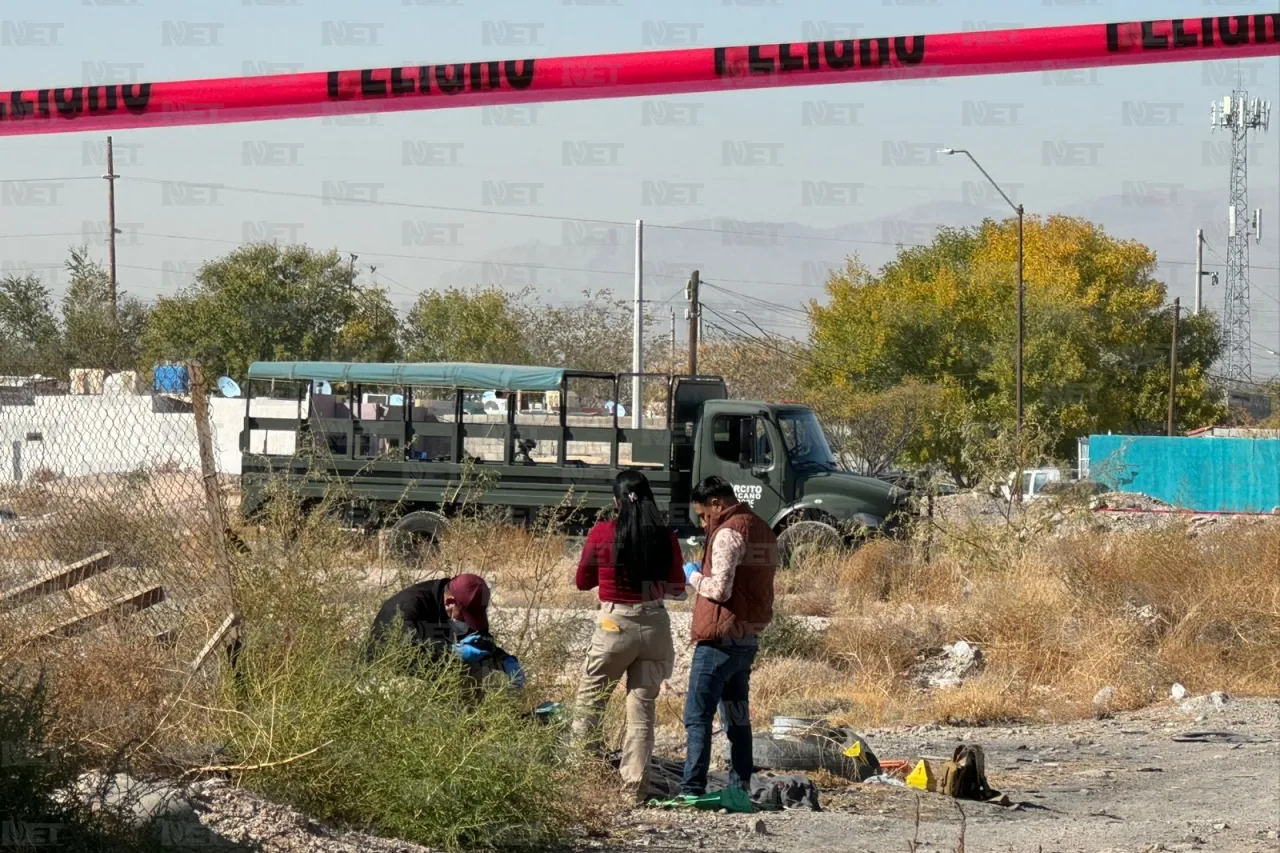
[777,520,844,569]
[388,511,448,564]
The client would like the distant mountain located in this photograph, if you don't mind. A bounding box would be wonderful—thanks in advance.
[429,185,1280,334]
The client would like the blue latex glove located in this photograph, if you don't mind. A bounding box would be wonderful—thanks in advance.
[683,561,701,583]
[454,635,490,664]
[502,655,527,689]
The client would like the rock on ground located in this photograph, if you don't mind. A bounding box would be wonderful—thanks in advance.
[911,640,983,690]
[188,781,433,853]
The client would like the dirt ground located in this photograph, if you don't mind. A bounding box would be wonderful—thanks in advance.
[588,698,1280,853]
[162,696,1279,853]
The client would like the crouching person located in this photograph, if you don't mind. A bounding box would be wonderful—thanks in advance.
[681,476,778,799]
[366,573,524,696]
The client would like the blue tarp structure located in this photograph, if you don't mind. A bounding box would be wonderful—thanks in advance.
[245,361,566,392]
[1089,434,1280,513]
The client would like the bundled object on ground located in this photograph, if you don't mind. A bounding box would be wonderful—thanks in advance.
[752,729,880,782]
[611,754,821,811]
[453,632,526,688]
[912,640,983,689]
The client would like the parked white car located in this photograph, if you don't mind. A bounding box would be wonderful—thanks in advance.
[1000,468,1063,501]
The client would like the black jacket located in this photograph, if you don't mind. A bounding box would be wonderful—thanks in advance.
[366,578,468,666]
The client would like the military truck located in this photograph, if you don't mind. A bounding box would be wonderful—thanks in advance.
[237,361,911,563]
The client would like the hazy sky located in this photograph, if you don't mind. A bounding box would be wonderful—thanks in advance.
[1,0,1277,369]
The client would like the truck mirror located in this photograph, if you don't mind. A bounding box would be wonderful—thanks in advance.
[737,418,753,466]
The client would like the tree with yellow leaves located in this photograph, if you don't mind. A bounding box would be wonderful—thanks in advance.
[806,215,1226,474]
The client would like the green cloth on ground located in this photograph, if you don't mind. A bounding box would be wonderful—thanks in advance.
[647,786,756,813]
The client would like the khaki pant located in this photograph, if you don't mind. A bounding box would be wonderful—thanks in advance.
[572,602,675,797]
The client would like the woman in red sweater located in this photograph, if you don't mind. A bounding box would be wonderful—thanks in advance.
[572,469,686,804]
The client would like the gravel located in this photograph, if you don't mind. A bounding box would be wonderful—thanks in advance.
[931,490,1280,539]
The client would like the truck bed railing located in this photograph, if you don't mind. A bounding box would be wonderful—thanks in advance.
[240,369,722,472]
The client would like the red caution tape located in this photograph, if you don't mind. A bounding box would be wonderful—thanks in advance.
[1,15,1276,136]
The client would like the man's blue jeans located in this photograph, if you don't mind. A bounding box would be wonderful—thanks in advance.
[681,640,758,795]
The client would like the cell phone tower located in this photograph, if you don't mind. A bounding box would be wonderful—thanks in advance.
[1210,86,1271,384]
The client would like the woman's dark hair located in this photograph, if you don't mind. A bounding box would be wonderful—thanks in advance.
[612,470,673,594]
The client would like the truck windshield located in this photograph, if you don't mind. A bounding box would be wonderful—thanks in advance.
[776,409,837,470]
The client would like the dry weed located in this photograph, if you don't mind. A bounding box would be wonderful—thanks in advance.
[819,521,1280,725]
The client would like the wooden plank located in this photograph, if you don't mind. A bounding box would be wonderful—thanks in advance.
[30,585,166,641]
[190,364,237,609]
[0,551,112,610]
[189,612,242,675]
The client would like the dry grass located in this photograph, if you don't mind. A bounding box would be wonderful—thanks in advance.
[771,520,1280,727]
[5,463,1279,844]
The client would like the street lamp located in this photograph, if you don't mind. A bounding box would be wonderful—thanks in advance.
[940,147,1025,437]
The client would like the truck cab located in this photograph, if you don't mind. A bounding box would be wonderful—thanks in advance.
[689,398,908,551]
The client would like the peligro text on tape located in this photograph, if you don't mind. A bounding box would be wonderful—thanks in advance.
[0,14,1275,133]
[325,61,535,100]
[0,85,152,122]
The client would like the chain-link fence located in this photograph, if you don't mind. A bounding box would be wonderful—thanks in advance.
[0,364,236,761]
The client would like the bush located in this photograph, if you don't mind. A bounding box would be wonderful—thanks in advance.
[0,672,166,853]
[760,612,827,661]
[212,622,572,851]
[206,488,576,852]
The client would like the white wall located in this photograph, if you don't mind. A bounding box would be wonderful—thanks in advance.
[0,395,300,484]
[0,396,651,485]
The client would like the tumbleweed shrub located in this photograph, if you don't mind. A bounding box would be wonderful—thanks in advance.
[205,484,576,852]
[0,671,181,853]
[210,627,573,852]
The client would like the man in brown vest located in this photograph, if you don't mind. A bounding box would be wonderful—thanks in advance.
[679,476,778,796]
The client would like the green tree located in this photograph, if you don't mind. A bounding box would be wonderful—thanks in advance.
[144,243,394,380]
[520,290,643,374]
[334,286,401,363]
[401,286,532,364]
[814,382,944,477]
[0,273,61,375]
[807,216,1226,472]
[62,247,149,372]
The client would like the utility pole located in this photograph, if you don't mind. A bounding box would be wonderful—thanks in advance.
[1168,297,1180,437]
[369,263,380,339]
[939,148,1025,437]
[686,270,700,376]
[104,135,119,324]
[1016,203,1024,437]
[1194,229,1204,315]
[669,307,677,375]
[347,253,359,326]
[632,220,643,429]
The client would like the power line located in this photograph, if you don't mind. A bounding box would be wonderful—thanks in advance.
[0,231,91,241]
[0,176,101,184]
[120,176,631,227]
[702,281,810,318]
[645,221,934,250]
[118,176,943,253]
